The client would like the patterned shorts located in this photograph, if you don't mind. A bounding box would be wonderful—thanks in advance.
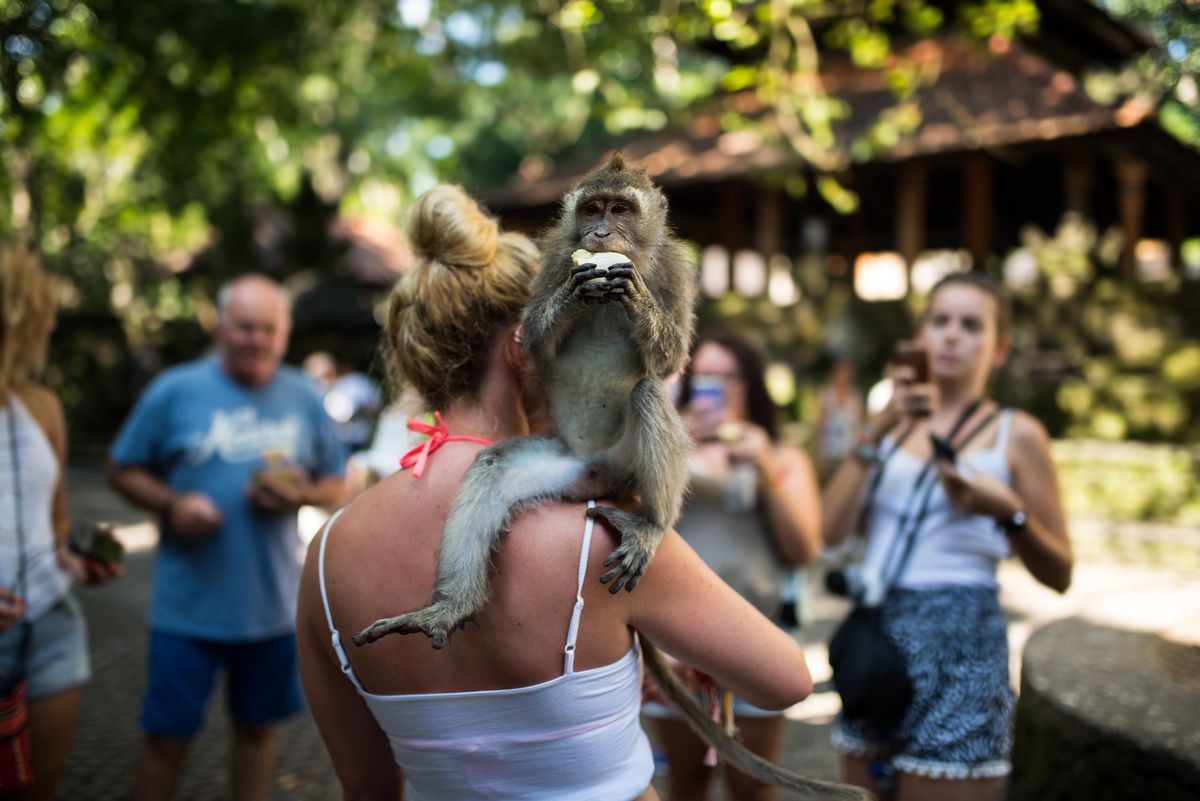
[832,585,1013,780]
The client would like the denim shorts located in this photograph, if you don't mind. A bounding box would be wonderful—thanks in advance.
[140,630,304,738]
[832,585,1014,780]
[0,593,91,701]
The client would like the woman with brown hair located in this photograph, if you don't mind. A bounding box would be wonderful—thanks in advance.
[296,186,814,800]
[646,331,822,801]
[822,271,1072,801]
[0,244,120,800]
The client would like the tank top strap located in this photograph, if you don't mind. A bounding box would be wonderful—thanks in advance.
[316,508,367,694]
[993,409,1015,454]
[563,500,597,675]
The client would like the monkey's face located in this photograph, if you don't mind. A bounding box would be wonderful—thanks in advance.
[575,193,641,255]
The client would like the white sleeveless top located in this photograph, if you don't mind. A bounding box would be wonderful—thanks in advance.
[0,394,70,620]
[861,411,1015,591]
[318,501,654,801]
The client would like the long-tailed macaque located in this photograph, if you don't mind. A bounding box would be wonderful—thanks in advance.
[354,153,694,648]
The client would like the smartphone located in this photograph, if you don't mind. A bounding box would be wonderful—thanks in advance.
[891,341,930,383]
[690,374,725,411]
[929,434,957,464]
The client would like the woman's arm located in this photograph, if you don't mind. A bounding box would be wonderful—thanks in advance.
[628,530,812,710]
[296,534,404,801]
[935,412,1072,593]
[1005,413,1073,592]
[758,443,822,566]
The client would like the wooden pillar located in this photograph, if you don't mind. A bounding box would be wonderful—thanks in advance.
[754,189,785,255]
[718,182,748,252]
[1063,158,1093,219]
[1114,157,1148,277]
[1164,187,1187,273]
[963,155,994,267]
[895,162,928,264]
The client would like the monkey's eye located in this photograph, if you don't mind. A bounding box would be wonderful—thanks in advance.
[584,202,602,215]
[611,203,630,215]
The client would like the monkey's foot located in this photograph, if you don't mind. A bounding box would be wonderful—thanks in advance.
[352,601,478,649]
[587,506,660,594]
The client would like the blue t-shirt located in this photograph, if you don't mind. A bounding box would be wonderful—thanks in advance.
[110,357,345,641]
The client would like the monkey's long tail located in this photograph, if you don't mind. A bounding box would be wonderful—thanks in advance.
[642,640,872,801]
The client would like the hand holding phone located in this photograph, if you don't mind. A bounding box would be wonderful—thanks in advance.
[891,340,930,383]
[687,375,726,441]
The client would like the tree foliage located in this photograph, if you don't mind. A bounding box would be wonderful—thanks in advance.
[0,0,1194,449]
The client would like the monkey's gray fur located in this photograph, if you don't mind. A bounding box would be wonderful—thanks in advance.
[354,153,695,648]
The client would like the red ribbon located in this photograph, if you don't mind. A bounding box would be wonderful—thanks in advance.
[398,412,492,479]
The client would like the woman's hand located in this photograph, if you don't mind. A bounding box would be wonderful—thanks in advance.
[878,363,937,432]
[935,460,1023,521]
[724,423,775,476]
[680,399,725,442]
[57,545,124,587]
[641,650,703,704]
[0,588,27,632]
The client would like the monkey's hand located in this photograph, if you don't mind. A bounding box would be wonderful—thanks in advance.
[570,260,635,305]
[587,506,663,593]
[352,597,477,649]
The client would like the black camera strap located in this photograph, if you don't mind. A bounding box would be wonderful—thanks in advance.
[879,403,1001,593]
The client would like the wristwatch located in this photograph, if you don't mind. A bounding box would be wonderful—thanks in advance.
[999,509,1028,537]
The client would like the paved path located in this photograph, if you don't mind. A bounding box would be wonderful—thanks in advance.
[58,467,1200,800]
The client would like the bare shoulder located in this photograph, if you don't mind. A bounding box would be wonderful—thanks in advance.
[13,383,65,445]
[505,501,620,560]
[1008,409,1052,451]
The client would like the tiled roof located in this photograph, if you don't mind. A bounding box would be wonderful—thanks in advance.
[485,36,1159,208]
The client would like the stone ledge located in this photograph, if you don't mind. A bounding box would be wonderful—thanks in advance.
[1009,618,1200,801]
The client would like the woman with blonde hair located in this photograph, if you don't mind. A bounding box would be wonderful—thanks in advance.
[296,185,813,800]
[1,244,119,800]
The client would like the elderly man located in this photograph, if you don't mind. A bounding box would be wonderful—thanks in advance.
[107,274,345,801]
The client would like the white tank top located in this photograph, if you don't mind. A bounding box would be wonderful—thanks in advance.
[0,394,70,620]
[318,501,654,801]
[861,411,1015,591]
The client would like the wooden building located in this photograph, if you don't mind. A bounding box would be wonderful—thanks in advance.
[483,0,1200,301]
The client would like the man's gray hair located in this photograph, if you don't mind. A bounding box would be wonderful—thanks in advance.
[216,274,292,321]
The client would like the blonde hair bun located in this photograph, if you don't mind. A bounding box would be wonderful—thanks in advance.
[406,184,499,269]
[385,185,539,411]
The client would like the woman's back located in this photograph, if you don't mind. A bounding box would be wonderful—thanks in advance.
[308,441,654,799]
[319,442,637,693]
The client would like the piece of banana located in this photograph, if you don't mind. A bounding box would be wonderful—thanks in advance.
[571,249,632,291]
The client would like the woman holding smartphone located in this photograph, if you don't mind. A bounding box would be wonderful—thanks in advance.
[822,272,1073,801]
[645,331,822,801]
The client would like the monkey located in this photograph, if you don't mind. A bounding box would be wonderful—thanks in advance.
[353,152,695,649]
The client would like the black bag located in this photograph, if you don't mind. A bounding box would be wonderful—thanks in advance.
[828,403,999,728]
[828,605,910,726]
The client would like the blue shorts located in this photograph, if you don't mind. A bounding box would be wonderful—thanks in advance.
[0,594,90,701]
[140,630,304,738]
[832,585,1014,780]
